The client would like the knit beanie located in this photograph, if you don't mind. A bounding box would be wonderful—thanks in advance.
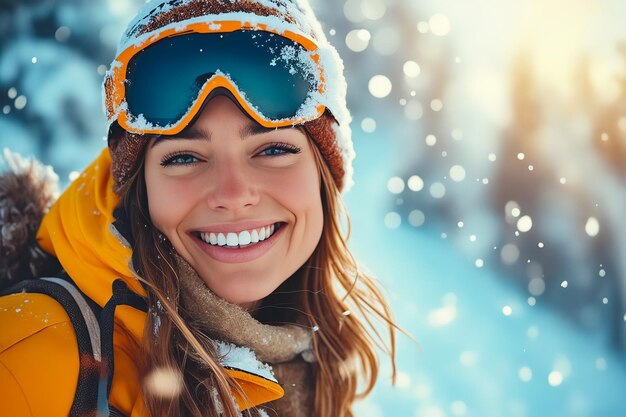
[103,0,354,192]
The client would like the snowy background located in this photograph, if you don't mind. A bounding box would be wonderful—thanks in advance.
[1,0,626,416]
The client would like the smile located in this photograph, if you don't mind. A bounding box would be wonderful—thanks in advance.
[191,221,286,264]
[196,222,284,248]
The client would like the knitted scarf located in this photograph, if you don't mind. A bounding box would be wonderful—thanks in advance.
[176,256,315,417]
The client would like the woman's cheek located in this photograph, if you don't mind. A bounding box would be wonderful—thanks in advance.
[147,177,198,233]
[276,155,320,196]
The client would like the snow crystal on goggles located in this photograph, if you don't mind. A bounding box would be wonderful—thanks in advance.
[105,21,327,135]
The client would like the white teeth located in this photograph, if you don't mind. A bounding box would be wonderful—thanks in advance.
[226,233,238,247]
[200,223,280,247]
[239,230,251,245]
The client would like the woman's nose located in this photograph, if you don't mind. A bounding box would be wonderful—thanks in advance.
[206,160,260,211]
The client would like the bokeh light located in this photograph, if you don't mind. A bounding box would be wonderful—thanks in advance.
[345,29,371,52]
[408,175,425,192]
[449,165,466,182]
[429,13,451,36]
[429,182,446,199]
[387,176,405,194]
[585,217,600,237]
[361,117,377,133]
[408,209,426,227]
[403,60,421,78]
[368,75,392,98]
[360,0,386,20]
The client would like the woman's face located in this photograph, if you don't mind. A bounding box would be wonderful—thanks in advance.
[144,96,324,308]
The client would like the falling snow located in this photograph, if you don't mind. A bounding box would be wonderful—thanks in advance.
[3,1,626,416]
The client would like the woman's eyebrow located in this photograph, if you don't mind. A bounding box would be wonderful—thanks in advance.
[240,123,290,139]
[151,122,290,148]
[151,125,212,147]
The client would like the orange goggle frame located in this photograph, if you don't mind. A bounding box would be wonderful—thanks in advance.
[104,20,327,135]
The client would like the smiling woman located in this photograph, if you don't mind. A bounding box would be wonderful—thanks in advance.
[0,1,397,417]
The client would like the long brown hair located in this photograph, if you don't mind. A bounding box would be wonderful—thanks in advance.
[119,131,397,417]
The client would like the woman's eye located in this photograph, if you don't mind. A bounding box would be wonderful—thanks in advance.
[257,143,302,157]
[160,153,201,167]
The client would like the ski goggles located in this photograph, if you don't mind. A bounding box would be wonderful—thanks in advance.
[104,21,327,135]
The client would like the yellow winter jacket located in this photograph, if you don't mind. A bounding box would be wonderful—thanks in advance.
[0,148,284,416]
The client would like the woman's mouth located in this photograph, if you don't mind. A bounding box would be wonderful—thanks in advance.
[193,222,286,249]
[191,222,287,263]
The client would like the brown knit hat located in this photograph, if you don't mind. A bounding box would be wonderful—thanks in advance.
[104,0,354,192]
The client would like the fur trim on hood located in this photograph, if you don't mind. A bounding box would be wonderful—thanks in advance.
[0,149,61,290]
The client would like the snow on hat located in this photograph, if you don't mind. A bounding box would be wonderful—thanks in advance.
[104,0,354,191]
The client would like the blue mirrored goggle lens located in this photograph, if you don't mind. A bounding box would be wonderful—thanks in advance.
[124,30,318,127]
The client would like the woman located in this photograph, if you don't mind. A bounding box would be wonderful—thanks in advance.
[0,1,397,416]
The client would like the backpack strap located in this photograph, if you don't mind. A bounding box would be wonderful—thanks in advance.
[1,277,147,417]
[100,279,148,399]
[41,277,103,361]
